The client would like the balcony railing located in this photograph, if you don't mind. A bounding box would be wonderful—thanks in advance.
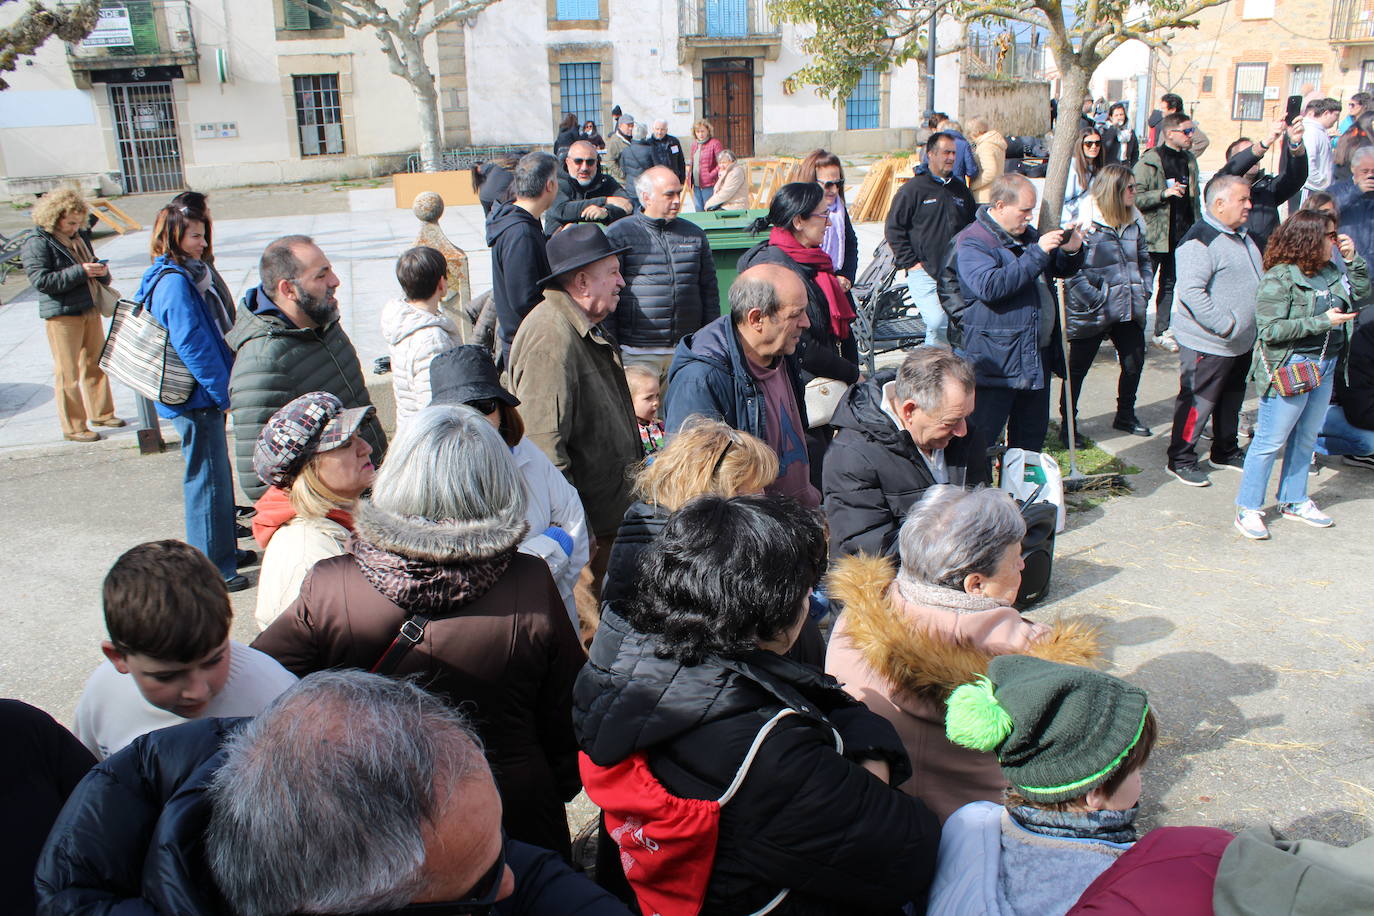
[66,0,197,70]
[680,0,779,39]
[1331,0,1374,42]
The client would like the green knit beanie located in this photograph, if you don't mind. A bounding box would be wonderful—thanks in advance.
[945,655,1150,804]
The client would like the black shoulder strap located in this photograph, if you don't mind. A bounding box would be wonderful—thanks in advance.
[370,612,434,676]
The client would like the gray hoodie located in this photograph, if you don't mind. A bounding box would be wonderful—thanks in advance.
[1170,210,1264,357]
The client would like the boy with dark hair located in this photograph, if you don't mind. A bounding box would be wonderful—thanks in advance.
[381,246,460,430]
[73,540,295,760]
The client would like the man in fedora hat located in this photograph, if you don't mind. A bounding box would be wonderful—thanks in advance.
[510,224,641,638]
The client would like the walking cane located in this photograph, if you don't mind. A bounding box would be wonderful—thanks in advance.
[1056,275,1125,492]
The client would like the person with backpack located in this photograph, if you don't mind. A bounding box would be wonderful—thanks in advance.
[576,496,940,915]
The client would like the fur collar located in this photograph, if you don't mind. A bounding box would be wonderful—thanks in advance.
[353,497,527,564]
[827,554,1101,705]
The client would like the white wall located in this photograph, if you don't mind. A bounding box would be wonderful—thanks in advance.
[0,34,107,182]
[762,26,841,132]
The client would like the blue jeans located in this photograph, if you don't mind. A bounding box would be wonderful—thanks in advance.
[906,269,947,345]
[1316,404,1374,456]
[693,185,711,210]
[171,407,238,580]
[1236,356,1337,510]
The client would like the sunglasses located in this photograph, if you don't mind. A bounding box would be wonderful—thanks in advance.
[368,841,507,915]
[1171,127,1196,136]
[1083,140,1101,146]
[818,180,843,190]
[466,397,502,416]
[569,157,597,166]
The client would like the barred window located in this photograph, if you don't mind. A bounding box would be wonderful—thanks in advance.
[846,67,880,130]
[293,74,344,157]
[1288,64,1322,96]
[1232,63,1267,122]
[559,62,601,128]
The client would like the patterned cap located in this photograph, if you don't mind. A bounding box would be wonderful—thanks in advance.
[253,391,375,488]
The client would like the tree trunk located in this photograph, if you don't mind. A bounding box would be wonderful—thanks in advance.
[399,34,444,172]
[1038,60,1093,233]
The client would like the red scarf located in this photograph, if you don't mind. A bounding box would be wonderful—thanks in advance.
[768,227,855,339]
[251,485,355,548]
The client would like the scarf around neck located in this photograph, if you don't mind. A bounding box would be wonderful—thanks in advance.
[347,535,513,617]
[768,226,855,339]
[894,576,1004,614]
[820,196,847,273]
[1010,804,1139,845]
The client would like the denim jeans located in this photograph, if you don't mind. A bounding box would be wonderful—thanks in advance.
[1316,404,1374,456]
[1236,356,1337,510]
[906,268,947,345]
[693,185,711,211]
[171,406,238,579]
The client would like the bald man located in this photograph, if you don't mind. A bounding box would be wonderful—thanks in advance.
[543,140,633,236]
[664,263,819,507]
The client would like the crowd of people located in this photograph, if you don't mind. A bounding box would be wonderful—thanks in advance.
[11,95,1374,915]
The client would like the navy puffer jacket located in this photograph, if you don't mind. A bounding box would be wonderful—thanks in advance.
[602,213,719,349]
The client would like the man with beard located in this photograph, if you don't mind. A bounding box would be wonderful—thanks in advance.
[543,140,633,236]
[228,235,387,500]
[1216,117,1307,251]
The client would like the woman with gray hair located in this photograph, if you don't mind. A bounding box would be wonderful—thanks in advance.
[252,404,585,858]
[825,485,1100,821]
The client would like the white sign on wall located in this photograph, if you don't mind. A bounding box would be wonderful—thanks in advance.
[82,7,135,48]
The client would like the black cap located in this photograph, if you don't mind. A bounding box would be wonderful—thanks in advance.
[429,345,519,409]
[539,223,631,286]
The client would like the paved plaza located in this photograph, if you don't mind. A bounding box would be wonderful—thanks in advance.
[0,187,1370,846]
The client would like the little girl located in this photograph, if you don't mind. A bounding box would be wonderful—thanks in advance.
[625,365,664,455]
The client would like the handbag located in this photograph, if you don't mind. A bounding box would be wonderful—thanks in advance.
[98,270,196,406]
[1257,332,1329,398]
[803,376,849,428]
[94,281,122,318]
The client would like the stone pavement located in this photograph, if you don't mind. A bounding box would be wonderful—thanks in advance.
[0,189,1371,847]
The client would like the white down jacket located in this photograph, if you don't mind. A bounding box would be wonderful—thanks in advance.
[380,299,461,430]
[513,437,590,627]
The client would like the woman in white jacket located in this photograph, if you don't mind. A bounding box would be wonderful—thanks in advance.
[382,247,461,431]
[429,345,589,627]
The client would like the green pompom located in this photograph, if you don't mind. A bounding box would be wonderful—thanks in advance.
[946,676,1013,752]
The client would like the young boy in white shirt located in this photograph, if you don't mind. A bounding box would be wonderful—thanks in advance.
[74,539,296,760]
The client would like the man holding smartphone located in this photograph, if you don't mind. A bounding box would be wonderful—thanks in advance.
[1134,112,1201,352]
[1301,98,1341,203]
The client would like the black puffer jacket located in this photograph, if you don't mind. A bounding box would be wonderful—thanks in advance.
[1334,311,1374,429]
[737,241,860,385]
[620,140,656,199]
[602,214,719,348]
[822,371,990,558]
[574,608,940,915]
[1064,218,1153,340]
[544,166,630,236]
[22,228,106,320]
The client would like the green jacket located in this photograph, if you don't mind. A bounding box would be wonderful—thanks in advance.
[226,290,388,500]
[1249,255,1371,398]
[1132,147,1200,253]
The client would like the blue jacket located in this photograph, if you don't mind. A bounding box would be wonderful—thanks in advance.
[138,256,234,418]
[664,314,808,439]
[1333,180,1374,265]
[953,208,1084,390]
[947,131,981,183]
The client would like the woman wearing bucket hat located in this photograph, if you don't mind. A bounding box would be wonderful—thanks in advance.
[430,344,589,629]
[926,655,1158,915]
[250,391,377,630]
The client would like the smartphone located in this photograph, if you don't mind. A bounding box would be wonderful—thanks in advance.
[1285,94,1303,125]
[96,258,109,265]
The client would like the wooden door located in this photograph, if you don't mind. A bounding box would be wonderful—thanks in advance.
[703,59,754,157]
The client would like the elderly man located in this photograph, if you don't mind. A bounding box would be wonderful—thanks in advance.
[510,224,641,631]
[1135,111,1202,352]
[1301,98,1341,203]
[228,235,387,500]
[665,263,819,507]
[649,119,686,181]
[1165,174,1262,487]
[36,671,629,914]
[824,346,988,557]
[1333,146,1374,263]
[950,173,1084,452]
[543,140,633,236]
[1217,118,1307,251]
[603,166,719,386]
[489,151,557,368]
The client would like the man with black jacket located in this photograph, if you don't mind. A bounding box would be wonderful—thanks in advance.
[604,166,719,385]
[649,119,687,181]
[543,140,633,236]
[885,132,976,345]
[489,151,557,368]
[824,347,988,557]
[1217,117,1307,251]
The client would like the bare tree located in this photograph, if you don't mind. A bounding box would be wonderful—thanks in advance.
[303,0,501,171]
[0,0,99,91]
[774,0,1228,228]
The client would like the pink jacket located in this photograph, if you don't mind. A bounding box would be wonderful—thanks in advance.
[825,555,1100,822]
[691,137,724,188]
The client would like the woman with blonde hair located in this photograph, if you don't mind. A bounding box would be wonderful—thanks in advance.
[797,148,859,289]
[689,118,724,211]
[965,116,1006,204]
[21,188,122,441]
[1062,163,1154,444]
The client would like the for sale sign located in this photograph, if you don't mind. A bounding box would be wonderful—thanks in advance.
[82,7,136,48]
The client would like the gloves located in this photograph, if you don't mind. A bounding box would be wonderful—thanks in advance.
[542,525,574,557]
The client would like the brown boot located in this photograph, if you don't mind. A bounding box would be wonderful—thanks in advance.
[64,430,100,442]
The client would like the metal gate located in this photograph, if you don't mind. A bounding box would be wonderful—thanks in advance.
[109,82,185,194]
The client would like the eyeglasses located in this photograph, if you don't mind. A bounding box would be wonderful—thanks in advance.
[818,180,843,190]
[369,841,507,915]
[466,397,502,416]
[805,211,829,221]
[569,157,597,166]
[1327,231,1340,240]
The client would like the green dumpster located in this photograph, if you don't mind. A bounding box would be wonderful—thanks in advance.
[679,209,768,314]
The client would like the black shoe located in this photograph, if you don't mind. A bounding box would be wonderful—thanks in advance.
[235,505,256,520]
[1112,416,1152,437]
[225,575,251,593]
[1208,452,1246,472]
[1057,426,1086,449]
[236,522,252,539]
[236,548,258,568]
[1167,464,1212,487]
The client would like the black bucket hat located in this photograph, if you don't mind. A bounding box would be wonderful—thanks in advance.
[429,345,519,409]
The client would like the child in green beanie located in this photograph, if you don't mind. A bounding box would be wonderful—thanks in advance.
[926,655,1158,916]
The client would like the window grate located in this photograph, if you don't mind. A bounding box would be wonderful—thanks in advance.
[1232,63,1267,122]
[1288,64,1322,97]
[846,67,880,130]
[293,74,345,157]
[559,62,601,129]
[109,82,184,194]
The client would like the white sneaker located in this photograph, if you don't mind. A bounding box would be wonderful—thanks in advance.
[1234,509,1270,540]
[1279,500,1334,528]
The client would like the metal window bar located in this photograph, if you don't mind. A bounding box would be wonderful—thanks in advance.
[846,67,880,130]
[1363,59,1374,93]
[1288,64,1322,96]
[559,62,601,129]
[405,144,531,173]
[294,74,344,157]
[555,0,598,19]
[108,82,185,193]
[1232,63,1267,122]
